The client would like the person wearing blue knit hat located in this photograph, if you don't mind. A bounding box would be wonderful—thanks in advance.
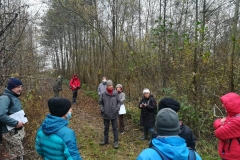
[0,78,25,160]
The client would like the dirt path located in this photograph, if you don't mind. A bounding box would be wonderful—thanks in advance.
[64,87,147,160]
[0,84,146,160]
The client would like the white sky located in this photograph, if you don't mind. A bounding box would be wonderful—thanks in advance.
[25,0,47,16]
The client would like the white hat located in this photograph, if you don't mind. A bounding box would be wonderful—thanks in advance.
[143,88,150,94]
[116,84,123,89]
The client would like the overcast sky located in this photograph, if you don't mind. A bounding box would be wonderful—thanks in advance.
[25,0,47,16]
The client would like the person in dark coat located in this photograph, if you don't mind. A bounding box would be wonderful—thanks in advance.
[149,97,196,150]
[53,75,62,97]
[99,80,121,149]
[138,88,157,142]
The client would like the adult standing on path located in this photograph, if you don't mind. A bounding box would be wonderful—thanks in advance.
[0,78,26,160]
[99,80,121,149]
[53,75,62,97]
[116,84,126,134]
[97,76,107,97]
[69,74,81,104]
[138,88,157,143]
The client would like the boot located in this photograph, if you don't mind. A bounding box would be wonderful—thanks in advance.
[148,131,154,144]
[99,141,108,145]
[114,142,119,149]
[140,128,148,140]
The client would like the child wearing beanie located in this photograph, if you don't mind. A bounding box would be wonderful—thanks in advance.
[35,97,82,160]
[150,97,196,150]
[137,108,202,160]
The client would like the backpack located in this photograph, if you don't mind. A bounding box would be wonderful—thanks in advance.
[151,145,196,160]
[0,94,13,142]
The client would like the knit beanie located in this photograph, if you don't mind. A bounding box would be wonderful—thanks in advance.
[158,98,180,112]
[116,84,123,89]
[7,78,23,90]
[48,97,71,117]
[155,108,180,136]
[106,80,113,86]
[143,88,150,94]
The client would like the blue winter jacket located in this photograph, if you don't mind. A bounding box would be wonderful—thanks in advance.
[35,114,82,160]
[0,88,22,133]
[137,136,202,160]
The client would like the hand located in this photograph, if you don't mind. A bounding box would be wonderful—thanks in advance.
[220,117,226,124]
[16,121,24,128]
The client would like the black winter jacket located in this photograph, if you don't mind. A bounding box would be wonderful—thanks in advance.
[138,95,157,128]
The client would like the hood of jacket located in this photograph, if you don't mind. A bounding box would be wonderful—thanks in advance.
[41,114,68,135]
[152,136,189,159]
[220,93,240,117]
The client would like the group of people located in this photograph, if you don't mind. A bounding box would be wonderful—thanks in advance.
[53,74,81,104]
[1,76,240,159]
[136,88,200,159]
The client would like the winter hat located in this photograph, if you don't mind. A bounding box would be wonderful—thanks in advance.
[116,84,123,89]
[7,78,23,90]
[143,88,150,94]
[106,80,113,86]
[158,98,180,112]
[155,108,180,136]
[48,97,71,117]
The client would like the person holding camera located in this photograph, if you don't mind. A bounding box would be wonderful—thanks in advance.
[138,88,157,143]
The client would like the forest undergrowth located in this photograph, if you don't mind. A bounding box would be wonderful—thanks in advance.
[1,79,219,160]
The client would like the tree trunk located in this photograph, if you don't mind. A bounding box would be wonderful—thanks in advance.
[228,0,240,91]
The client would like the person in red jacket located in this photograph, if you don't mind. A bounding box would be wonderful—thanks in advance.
[213,92,240,160]
[69,74,81,104]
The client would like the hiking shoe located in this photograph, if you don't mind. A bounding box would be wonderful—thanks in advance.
[114,142,119,149]
[99,141,108,145]
[140,137,147,140]
[120,132,124,134]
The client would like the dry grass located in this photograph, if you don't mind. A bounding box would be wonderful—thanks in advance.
[1,79,218,160]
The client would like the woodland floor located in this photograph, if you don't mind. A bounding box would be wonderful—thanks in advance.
[67,86,147,160]
[15,85,147,160]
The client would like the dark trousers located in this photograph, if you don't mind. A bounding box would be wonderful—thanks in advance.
[72,90,78,102]
[118,115,124,133]
[54,91,59,97]
[103,119,118,143]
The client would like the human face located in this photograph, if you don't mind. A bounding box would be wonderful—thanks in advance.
[64,108,72,119]
[144,93,150,98]
[107,85,113,90]
[116,87,121,92]
[11,85,23,95]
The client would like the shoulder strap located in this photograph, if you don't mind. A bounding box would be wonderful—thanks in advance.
[188,147,196,160]
[2,94,13,114]
[151,146,169,160]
